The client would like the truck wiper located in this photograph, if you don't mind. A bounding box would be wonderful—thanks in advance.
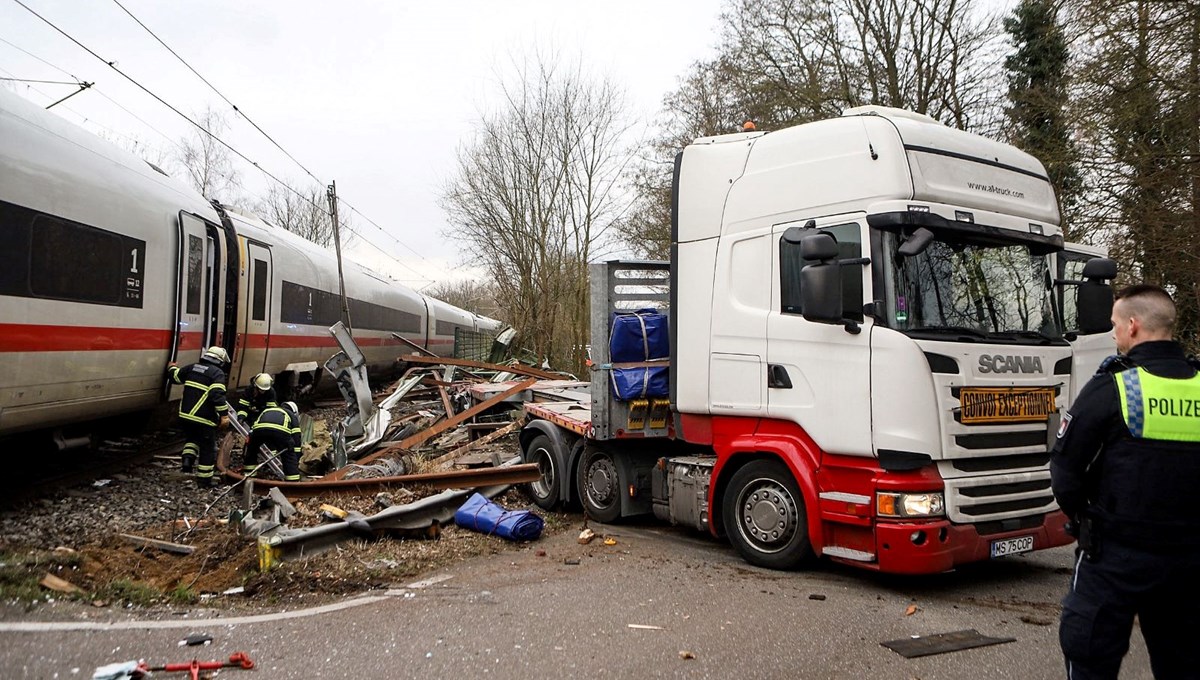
[905,325,990,342]
[990,329,1062,345]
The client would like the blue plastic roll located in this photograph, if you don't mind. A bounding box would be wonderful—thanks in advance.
[454,493,545,541]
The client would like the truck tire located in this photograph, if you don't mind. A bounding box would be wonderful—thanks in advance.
[722,459,814,570]
[522,434,561,510]
[577,446,622,523]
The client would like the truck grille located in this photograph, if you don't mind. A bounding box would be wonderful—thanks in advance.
[942,469,1058,524]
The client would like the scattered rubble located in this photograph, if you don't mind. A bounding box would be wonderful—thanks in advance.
[0,334,573,615]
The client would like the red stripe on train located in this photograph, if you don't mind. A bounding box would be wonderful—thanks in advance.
[0,324,201,352]
[0,323,435,353]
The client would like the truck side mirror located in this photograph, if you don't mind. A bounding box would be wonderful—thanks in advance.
[1077,257,1117,335]
[799,233,842,323]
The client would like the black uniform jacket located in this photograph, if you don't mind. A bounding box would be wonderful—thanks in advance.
[237,387,278,424]
[1050,340,1200,549]
[248,405,302,457]
[166,360,229,427]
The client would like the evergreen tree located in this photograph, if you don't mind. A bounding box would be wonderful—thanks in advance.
[1004,0,1081,233]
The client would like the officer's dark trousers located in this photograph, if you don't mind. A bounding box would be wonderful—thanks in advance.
[1060,538,1200,679]
[179,420,217,481]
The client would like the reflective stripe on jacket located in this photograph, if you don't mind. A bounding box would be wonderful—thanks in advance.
[167,362,229,427]
[248,406,302,457]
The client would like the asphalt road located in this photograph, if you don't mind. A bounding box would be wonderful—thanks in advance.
[1,518,1153,679]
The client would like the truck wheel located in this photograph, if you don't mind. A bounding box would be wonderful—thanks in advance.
[577,447,622,523]
[723,459,814,570]
[522,434,560,510]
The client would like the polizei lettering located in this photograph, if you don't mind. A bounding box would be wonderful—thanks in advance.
[1147,397,1200,419]
[977,354,1044,374]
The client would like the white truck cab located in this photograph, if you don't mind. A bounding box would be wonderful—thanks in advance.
[522,106,1117,574]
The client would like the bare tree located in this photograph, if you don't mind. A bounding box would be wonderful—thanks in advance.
[252,179,353,248]
[441,50,633,373]
[174,106,241,203]
[1065,0,1200,346]
[623,0,1004,258]
[620,59,746,259]
[424,278,499,319]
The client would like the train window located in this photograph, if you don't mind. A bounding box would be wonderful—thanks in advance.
[252,259,268,321]
[186,235,203,315]
[279,279,421,332]
[27,212,145,308]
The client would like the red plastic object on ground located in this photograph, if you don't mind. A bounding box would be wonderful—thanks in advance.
[143,652,255,679]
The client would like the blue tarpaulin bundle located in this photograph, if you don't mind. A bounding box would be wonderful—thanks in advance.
[454,493,545,541]
[610,364,669,400]
[610,308,669,363]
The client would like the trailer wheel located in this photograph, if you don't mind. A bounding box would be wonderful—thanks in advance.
[522,434,560,510]
[578,447,622,523]
[723,460,814,570]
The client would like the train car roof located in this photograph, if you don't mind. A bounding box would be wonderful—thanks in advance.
[0,88,218,224]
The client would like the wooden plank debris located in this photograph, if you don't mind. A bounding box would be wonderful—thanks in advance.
[325,379,535,479]
[39,573,84,594]
[425,421,521,468]
[119,533,196,555]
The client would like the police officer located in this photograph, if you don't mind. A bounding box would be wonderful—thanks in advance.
[245,400,302,482]
[236,373,277,426]
[1050,284,1200,679]
[166,346,231,488]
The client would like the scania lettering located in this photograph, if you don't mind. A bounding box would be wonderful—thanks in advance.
[518,106,1117,575]
[977,355,1044,374]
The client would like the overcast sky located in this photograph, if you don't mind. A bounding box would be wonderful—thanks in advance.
[0,0,725,288]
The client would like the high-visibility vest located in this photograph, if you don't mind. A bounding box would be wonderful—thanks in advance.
[1114,367,1200,442]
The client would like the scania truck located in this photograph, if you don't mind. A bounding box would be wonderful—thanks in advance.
[518,106,1117,574]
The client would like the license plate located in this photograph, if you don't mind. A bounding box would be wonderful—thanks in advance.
[959,387,1055,424]
[990,535,1034,558]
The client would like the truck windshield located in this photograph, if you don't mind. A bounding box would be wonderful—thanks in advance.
[881,230,1063,344]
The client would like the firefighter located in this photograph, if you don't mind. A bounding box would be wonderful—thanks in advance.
[1050,284,1200,679]
[166,346,230,488]
[236,373,277,426]
[245,400,302,482]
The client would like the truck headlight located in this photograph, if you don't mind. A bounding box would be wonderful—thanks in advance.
[876,492,945,518]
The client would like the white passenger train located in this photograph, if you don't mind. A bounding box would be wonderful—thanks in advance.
[0,88,500,437]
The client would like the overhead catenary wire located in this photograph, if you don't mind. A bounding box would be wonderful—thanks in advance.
[108,0,326,190]
[10,0,434,283]
[0,76,78,85]
[108,0,437,269]
[0,35,188,153]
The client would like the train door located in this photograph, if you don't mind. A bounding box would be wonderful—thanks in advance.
[168,212,225,399]
[205,230,224,349]
[235,242,273,386]
[172,213,212,363]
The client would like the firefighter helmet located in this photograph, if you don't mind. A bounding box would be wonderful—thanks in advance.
[252,373,273,391]
[283,401,298,415]
[201,346,229,364]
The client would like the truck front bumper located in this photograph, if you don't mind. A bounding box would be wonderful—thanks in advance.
[846,510,1074,575]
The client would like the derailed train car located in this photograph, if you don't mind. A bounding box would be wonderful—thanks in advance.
[0,88,500,438]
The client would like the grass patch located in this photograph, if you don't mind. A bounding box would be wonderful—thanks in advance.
[168,584,198,605]
[0,549,86,605]
[95,579,161,607]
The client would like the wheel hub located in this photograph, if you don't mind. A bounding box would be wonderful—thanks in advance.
[585,456,618,506]
[531,447,554,498]
[738,481,798,552]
